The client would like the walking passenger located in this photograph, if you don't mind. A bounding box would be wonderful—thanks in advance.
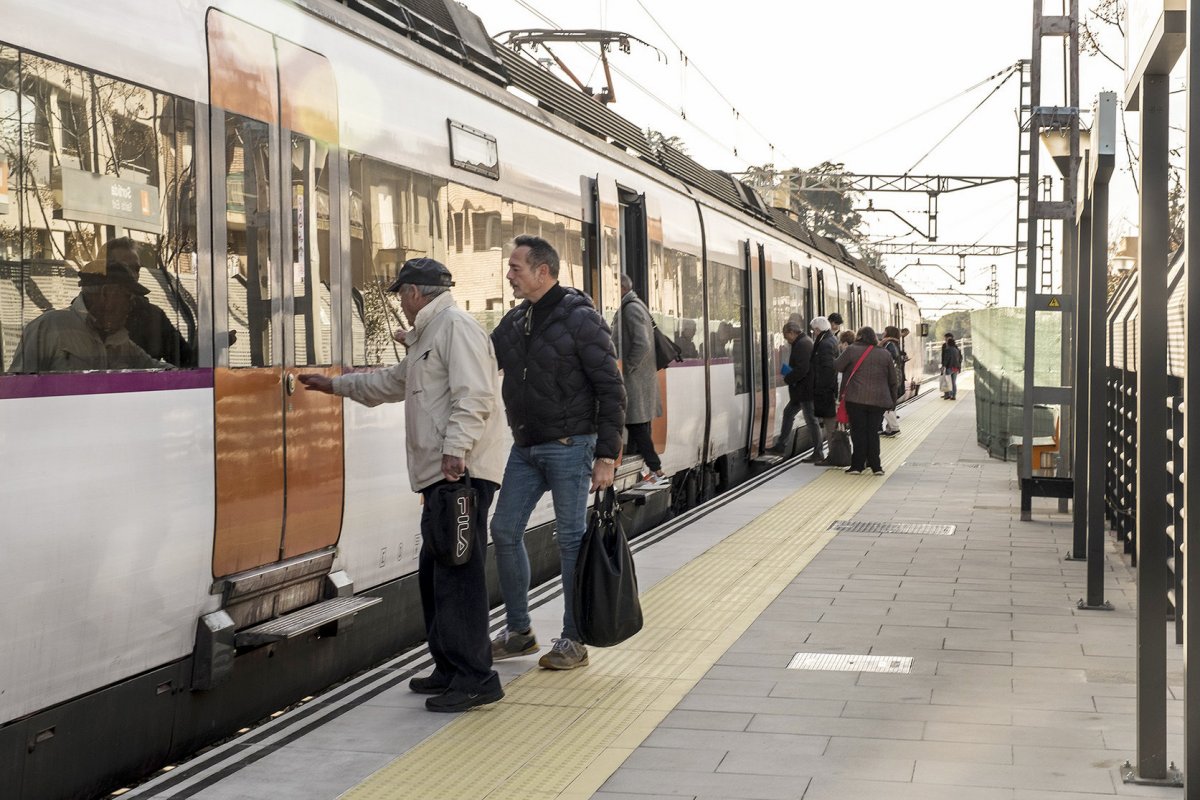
[613,273,665,484]
[942,333,963,399]
[835,326,899,476]
[809,316,839,464]
[298,258,507,712]
[772,318,814,457]
[489,235,626,670]
[827,312,844,336]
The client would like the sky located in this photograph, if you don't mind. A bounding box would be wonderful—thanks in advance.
[464,0,1145,319]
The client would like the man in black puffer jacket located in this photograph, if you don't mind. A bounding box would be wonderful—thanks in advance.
[489,235,626,671]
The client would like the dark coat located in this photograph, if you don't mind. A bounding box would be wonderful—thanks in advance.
[942,342,963,371]
[492,286,626,459]
[810,330,839,417]
[836,343,899,410]
[783,334,814,402]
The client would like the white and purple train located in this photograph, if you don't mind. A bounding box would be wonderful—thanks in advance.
[0,1,923,796]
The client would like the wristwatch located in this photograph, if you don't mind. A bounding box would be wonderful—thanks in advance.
[598,457,616,466]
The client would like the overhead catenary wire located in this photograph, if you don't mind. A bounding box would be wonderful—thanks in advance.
[507,0,758,166]
[824,63,1021,164]
[904,66,1019,174]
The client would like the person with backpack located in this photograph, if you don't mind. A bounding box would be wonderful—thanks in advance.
[613,273,665,484]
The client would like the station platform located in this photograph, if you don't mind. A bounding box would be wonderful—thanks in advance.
[125,378,1185,800]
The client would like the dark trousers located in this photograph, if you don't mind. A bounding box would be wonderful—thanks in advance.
[778,399,801,448]
[847,402,885,471]
[419,478,500,693]
[626,422,662,472]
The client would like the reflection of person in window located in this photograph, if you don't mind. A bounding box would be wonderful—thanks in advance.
[97,238,196,367]
[9,250,163,373]
[675,318,699,359]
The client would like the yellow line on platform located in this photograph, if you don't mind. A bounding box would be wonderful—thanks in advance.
[342,391,963,800]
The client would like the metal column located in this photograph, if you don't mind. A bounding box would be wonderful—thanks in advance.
[1085,99,1114,610]
[1184,3,1200,794]
[1071,182,1091,562]
[1135,72,1170,783]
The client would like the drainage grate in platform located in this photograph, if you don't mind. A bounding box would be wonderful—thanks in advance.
[829,520,956,536]
[786,652,913,673]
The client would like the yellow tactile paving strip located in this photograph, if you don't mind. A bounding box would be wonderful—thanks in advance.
[342,391,963,800]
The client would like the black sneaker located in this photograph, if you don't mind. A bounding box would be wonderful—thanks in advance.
[845,468,863,475]
[872,468,886,476]
[409,675,450,695]
[425,686,504,713]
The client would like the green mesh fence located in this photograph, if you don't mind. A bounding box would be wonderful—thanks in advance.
[970,307,1061,461]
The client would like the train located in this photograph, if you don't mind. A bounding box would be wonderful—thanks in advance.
[0,1,924,797]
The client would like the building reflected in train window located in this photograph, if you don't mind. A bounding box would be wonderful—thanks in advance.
[0,48,198,374]
[660,248,703,360]
[707,260,748,394]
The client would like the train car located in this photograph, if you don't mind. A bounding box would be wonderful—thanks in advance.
[0,1,923,797]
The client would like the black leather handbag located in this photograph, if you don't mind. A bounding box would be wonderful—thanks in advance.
[425,476,477,567]
[572,488,644,647]
[652,322,683,370]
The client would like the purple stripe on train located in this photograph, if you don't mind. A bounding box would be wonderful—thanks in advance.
[0,369,214,400]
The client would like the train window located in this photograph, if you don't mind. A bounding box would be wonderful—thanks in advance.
[348,155,450,366]
[660,248,702,359]
[447,119,499,180]
[0,49,198,374]
[288,133,333,366]
[707,259,748,394]
[224,113,274,368]
[444,183,505,330]
[771,278,806,387]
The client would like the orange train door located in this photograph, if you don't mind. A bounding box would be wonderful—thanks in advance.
[207,11,344,577]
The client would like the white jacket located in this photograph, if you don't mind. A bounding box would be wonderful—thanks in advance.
[332,291,507,492]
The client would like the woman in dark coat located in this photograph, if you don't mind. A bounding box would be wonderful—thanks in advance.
[834,327,899,475]
[808,316,839,462]
[941,333,964,399]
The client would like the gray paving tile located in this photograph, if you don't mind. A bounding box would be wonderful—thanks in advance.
[620,746,727,773]
[600,770,808,800]
[660,709,753,731]
[801,777,1014,800]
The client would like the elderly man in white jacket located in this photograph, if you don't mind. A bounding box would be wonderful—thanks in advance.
[299,257,507,713]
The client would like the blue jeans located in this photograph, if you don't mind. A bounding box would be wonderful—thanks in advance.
[491,434,596,641]
[950,370,958,398]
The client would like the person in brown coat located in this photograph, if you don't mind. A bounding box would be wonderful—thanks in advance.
[834,326,899,476]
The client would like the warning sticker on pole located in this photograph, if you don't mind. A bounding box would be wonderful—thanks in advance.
[1047,297,1061,308]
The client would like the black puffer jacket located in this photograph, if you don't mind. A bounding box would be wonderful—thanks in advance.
[491,287,626,458]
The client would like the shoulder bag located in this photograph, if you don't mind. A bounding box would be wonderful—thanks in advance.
[836,346,874,424]
[652,320,683,370]
[572,488,644,647]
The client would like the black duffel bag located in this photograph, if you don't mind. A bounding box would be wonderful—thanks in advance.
[572,488,644,647]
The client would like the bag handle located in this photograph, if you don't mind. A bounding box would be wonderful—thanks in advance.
[592,486,619,520]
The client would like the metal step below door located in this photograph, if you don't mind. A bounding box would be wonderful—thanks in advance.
[235,596,382,647]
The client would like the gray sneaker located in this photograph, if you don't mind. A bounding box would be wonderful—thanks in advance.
[538,638,589,670]
[491,627,538,661]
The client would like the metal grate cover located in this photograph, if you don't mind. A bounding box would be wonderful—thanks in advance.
[830,520,956,536]
[787,652,913,673]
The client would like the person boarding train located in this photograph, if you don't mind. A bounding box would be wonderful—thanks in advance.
[299,258,508,713]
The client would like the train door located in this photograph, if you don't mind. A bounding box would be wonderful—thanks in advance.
[816,268,826,315]
[207,11,344,577]
[593,174,621,317]
[804,264,815,324]
[745,241,772,456]
[847,281,856,329]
